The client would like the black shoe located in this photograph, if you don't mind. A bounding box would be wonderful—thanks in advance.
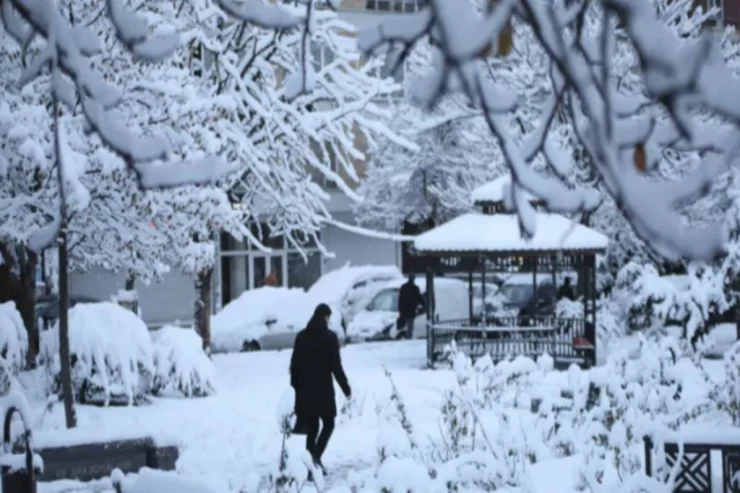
[307,470,314,482]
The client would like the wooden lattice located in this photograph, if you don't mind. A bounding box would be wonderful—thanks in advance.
[723,450,740,493]
[665,449,711,492]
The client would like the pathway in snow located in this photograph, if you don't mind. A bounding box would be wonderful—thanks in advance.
[32,340,453,492]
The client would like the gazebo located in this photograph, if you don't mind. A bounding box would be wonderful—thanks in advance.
[411,174,608,368]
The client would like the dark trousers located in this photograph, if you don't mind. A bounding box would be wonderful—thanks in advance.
[305,414,335,461]
[402,317,414,338]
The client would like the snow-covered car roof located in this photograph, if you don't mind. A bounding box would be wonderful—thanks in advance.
[211,287,343,353]
[307,264,402,304]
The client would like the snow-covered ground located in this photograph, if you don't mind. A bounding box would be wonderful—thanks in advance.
[10,335,734,493]
[27,341,448,492]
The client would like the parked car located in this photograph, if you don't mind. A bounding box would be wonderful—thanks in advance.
[489,272,579,324]
[211,287,344,353]
[347,277,469,341]
[35,295,102,331]
[307,264,403,334]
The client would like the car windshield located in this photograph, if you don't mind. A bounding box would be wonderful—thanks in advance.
[368,288,399,312]
[498,283,534,306]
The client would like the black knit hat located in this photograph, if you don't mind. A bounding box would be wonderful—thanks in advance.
[314,303,332,318]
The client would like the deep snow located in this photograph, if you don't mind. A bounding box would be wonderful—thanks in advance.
[10,337,730,493]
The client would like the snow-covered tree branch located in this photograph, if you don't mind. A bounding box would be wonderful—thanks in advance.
[358,0,740,262]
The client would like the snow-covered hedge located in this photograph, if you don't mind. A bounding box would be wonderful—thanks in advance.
[151,326,216,398]
[0,301,28,373]
[265,336,730,492]
[615,262,726,348]
[40,302,154,405]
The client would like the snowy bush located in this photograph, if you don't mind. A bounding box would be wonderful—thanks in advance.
[576,336,714,492]
[556,298,584,319]
[40,302,154,405]
[625,264,677,333]
[151,326,216,398]
[0,301,28,373]
[712,340,740,425]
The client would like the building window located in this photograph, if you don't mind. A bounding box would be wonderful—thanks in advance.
[288,253,322,290]
[310,41,335,72]
[218,227,322,307]
[366,0,422,12]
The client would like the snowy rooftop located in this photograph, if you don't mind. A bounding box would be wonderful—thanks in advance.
[413,212,608,253]
[471,174,539,204]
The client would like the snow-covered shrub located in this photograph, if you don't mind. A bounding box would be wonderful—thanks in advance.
[40,302,154,405]
[713,340,740,425]
[377,369,419,463]
[576,336,714,492]
[556,298,584,319]
[625,264,677,333]
[263,390,319,493]
[671,265,727,347]
[596,298,624,359]
[0,301,28,373]
[151,326,216,398]
[432,349,553,490]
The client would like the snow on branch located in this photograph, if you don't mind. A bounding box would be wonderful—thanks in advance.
[325,217,416,242]
[0,0,320,250]
[358,0,740,261]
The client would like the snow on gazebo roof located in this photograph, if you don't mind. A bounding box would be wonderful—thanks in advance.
[413,212,608,254]
[471,174,538,203]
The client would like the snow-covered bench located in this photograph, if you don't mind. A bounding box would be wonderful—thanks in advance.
[644,429,740,492]
[37,436,178,483]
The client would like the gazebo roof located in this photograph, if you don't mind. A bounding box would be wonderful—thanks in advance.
[471,174,539,204]
[413,212,608,254]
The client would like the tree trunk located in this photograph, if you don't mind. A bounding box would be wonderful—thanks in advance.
[125,272,135,291]
[0,243,40,368]
[18,248,38,369]
[58,224,76,428]
[194,267,213,356]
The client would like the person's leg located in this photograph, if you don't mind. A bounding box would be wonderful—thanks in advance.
[313,414,336,462]
[406,317,414,338]
[305,414,320,457]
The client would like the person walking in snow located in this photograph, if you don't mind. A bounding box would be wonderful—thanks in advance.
[290,303,352,476]
[397,274,425,338]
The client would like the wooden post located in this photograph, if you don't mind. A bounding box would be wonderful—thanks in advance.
[468,269,474,325]
[425,266,435,367]
[480,255,488,327]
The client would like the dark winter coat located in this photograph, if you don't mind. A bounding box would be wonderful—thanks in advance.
[557,283,575,301]
[290,316,351,418]
[398,280,425,319]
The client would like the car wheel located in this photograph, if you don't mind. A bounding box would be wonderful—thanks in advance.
[242,340,261,352]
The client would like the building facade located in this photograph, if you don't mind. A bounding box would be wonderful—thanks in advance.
[70,1,410,327]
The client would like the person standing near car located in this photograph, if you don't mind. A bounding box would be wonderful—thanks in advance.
[397,274,425,338]
[290,303,351,477]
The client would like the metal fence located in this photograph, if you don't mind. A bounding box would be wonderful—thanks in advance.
[429,316,594,367]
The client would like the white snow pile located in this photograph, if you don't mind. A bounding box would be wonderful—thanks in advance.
[211,287,342,353]
[112,467,226,493]
[40,302,154,406]
[151,326,216,398]
[265,336,735,492]
[307,263,403,326]
[0,301,28,373]
[556,298,583,319]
